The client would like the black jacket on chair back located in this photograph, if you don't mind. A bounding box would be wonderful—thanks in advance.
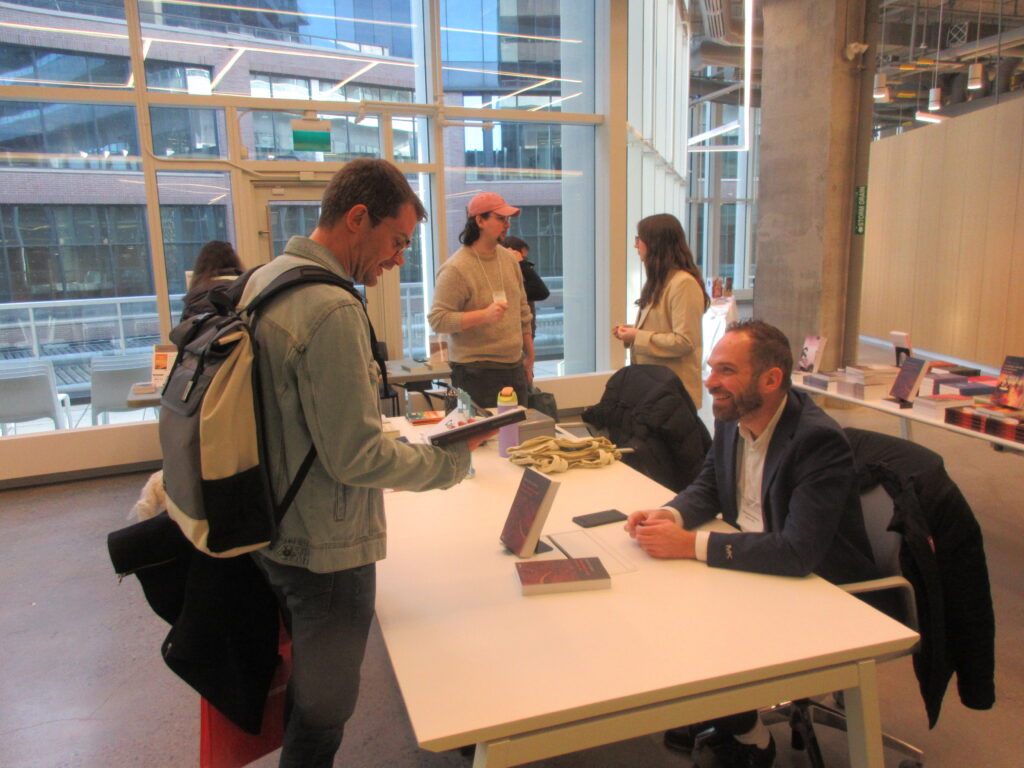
[845,427,996,728]
[581,364,711,492]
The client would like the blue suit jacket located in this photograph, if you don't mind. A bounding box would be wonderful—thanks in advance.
[666,389,877,584]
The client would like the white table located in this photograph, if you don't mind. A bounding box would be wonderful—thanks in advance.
[793,381,1024,455]
[378,437,918,768]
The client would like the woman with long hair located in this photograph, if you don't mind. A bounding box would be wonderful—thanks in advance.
[613,213,709,406]
[180,240,244,320]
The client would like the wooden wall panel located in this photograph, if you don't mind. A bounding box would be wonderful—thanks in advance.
[973,101,1021,362]
[1006,100,1024,356]
[859,97,1024,367]
[948,110,995,357]
[910,126,950,351]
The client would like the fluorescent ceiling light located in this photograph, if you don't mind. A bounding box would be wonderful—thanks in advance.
[915,110,946,124]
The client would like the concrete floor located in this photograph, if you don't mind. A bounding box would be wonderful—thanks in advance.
[1,376,1022,766]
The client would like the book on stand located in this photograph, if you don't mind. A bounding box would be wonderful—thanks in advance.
[514,556,611,595]
[797,335,828,374]
[500,467,560,558]
[885,357,931,407]
[890,331,912,366]
[992,356,1024,409]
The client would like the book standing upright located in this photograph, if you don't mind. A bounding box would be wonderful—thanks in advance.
[500,467,560,557]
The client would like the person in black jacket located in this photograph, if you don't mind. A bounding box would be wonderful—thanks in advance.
[503,236,549,339]
[180,240,243,320]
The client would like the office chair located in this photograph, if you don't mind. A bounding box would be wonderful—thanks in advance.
[0,359,72,434]
[89,354,153,425]
[762,481,924,768]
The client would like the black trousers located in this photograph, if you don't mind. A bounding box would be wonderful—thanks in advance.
[450,362,528,409]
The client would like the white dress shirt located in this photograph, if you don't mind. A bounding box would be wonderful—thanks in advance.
[666,396,788,560]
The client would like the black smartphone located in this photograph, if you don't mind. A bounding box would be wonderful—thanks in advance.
[572,509,627,528]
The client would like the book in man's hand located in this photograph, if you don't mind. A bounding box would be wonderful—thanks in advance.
[426,407,526,446]
[515,556,611,595]
[500,467,560,557]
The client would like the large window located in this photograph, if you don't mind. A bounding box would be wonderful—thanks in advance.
[1,0,603,441]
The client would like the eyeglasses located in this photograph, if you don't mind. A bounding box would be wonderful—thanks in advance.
[487,213,510,224]
[381,219,412,251]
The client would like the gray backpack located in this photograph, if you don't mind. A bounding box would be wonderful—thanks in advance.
[159,264,386,556]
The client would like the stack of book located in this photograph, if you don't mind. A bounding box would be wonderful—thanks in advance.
[802,371,844,393]
[913,393,973,419]
[920,371,967,395]
[937,377,999,398]
[838,364,900,399]
[945,404,1024,443]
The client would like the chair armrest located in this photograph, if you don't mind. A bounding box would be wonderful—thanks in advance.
[842,576,919,632]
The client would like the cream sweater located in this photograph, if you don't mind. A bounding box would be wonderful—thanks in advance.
[428,245,532,365]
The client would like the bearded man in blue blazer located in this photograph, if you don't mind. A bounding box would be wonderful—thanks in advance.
[625,319,877,768]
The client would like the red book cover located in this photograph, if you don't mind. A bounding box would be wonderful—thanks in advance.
[515,557,611,595]
[500,468,560,557]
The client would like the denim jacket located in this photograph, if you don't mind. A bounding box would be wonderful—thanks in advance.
[241,236,470,573]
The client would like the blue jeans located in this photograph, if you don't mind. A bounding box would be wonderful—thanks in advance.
[254,556,376,768]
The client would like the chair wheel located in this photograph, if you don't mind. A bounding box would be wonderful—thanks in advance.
[898,760,923,768]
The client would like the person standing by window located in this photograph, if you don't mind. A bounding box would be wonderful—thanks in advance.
[429,193,534,407]
[180,240,244,321]
[503,235,550,340]
[613,214,709,407]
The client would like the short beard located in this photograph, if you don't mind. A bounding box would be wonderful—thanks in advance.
[710,381,763,422]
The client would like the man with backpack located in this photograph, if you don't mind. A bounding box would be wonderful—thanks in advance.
[240,159,489,767]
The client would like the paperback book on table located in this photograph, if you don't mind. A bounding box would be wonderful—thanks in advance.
[514,556,611,595]
[937,379,998,397]
[912,394,973,419]
[992,355,1024,409]
[500,467,560,558]
[802,371,844,393]
[945,405,1024,443]
[921,372,967,395]
[836,379,891,400]
[845,364,900,384]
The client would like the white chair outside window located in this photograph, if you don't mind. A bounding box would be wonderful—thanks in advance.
[89,354,153,425]
[0,360,71,435]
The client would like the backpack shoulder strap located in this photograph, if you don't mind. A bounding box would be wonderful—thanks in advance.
[239,264,390,524]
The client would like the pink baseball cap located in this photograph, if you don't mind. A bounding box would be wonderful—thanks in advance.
[467,192,520,218]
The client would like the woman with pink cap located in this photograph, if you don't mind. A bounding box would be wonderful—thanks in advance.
[428,192,534,408]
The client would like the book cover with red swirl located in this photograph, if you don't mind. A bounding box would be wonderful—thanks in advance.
[515,557,611,595]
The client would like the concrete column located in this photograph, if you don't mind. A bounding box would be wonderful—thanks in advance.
[754,0,871,368]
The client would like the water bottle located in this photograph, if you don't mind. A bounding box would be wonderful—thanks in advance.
[496,386,520,458]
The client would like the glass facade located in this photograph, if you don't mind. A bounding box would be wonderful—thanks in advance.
[0,0,653,442]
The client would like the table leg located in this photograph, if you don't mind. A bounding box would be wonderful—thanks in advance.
[899,416,912,441]
[843,659,884,768]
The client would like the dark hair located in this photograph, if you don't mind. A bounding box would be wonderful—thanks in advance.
[636,213,710,312]
[190,240,242,289]
[503,236,529,253]
[318,158,427,229]
[726,319,793,390]
[458,211,502,246]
